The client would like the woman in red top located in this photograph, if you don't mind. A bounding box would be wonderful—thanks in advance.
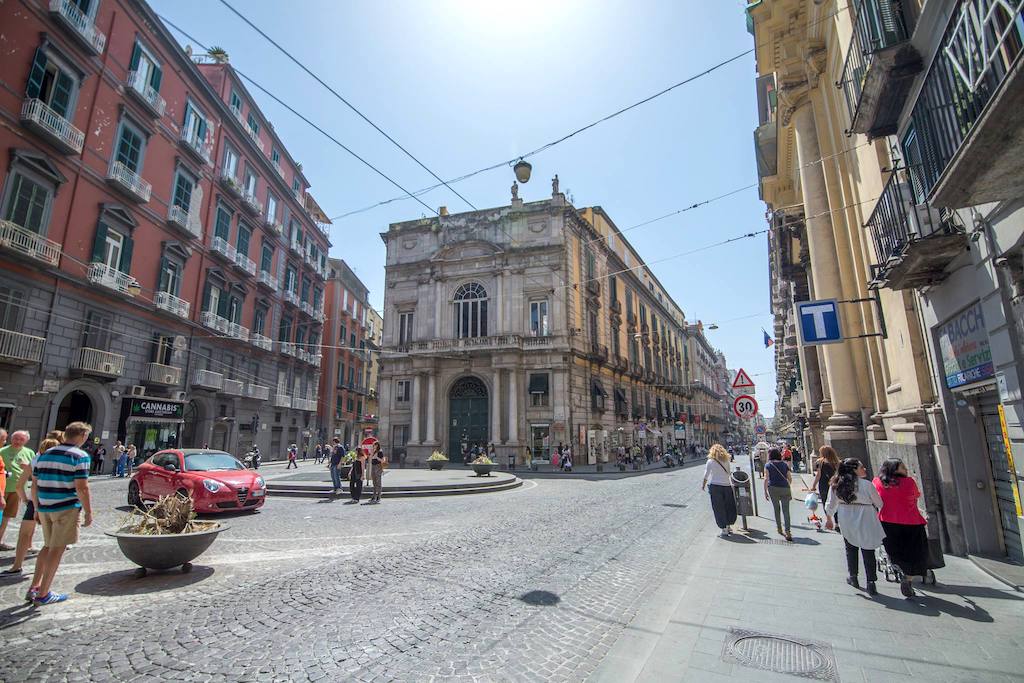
[873,458,929,597]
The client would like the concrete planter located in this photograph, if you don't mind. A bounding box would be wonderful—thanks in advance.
[106,524,228,575]
[428,460,447,470]
[472,464,495,477]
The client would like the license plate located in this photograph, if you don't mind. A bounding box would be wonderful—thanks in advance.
[251,490,265,497]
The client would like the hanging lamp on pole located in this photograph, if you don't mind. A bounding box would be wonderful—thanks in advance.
[513,158,532,183]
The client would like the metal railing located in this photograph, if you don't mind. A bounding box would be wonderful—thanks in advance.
[0,219,61,266]
[251,333,273,351]
[88,262,136,296]
[904,0,1024,198]
[293,397,317,412]
[279,341,297,357]
[107,160,152,202]
[222,378,245,396]
[226,321,250,342]
[49,0,106,53]
[192,368,224,390]
[125,69,166,116]
[257,270,279,289]
[272,393,292,408]
[289,237,303,254]
[72,347,124,376]
[219,171,243,196]
[300,301,314,317]
[20,98,85,153]
[179,127,212,164]
[272,160,285,179]
[283,290,299,306]
[246,383,270,400]
[838,0,911,124]
[234,251,257,276]
[866,165,958,265]
[167,205,201,238]
[234,109,266,153]
[0,328,45,364]
[154,290,190,319]
[200,311,230,334]
[242,191,261,214]
[145,362,181,385]
[211,236,237,261]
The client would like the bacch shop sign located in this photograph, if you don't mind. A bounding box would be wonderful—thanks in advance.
[938,302,994,390]
[126,397,185,420]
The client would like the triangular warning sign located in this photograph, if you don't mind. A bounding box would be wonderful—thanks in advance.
[732,368,755,389]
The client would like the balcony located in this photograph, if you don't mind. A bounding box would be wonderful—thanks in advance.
[296,348,310,364]
[272,393,292,408]
[257,270,278,290]
[200,311,229,334]
[179,128,212,165]
[272,160,285,179]
[234,110,266,154]
[289,237,303,255]
[310,353,322,368]
[907,0,1024,208]
[242,191,261,215]
[279,341,297,357]
[233,251,257,276]
[192,368,224,391]
[590,342,609,363]
[49,0,106,54]
[400,334,561,355]
[266,215,284,236]
[0,329,45,365]
[313,307,326,324]
[219,171,243,198]
[167,205,201,238]
[221,378,245,397]
[87,262,138,297]
[866,167,966,290]
[154,291,190,319]
[0,219,61,267]
[145,362,181,386]
[106,161,151,203]
[246,383,270,401]
[20,98,84,155]
[226,321,250,342]
[283,290,299,306]
[300,301,314,317]
[210,236,237,262]
[293,397,317,412]
[125,69,166,118]
[837,0,920,139]
[72,347,124,378]
[251,332,273,351]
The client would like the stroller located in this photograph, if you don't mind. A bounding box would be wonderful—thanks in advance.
[876,546,939,586]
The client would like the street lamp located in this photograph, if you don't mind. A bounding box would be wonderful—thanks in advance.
[127,279,142,297]
[513,159,532,183]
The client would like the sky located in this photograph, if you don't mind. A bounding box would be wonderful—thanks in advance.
[152,0,778,416]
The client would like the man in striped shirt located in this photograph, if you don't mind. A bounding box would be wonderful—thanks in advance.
[28,421,93,606]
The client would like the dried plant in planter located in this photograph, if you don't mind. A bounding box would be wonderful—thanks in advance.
[120,495,217,535]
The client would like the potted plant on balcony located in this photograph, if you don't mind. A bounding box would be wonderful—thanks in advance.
[470,455,495,477]
[427,451,449,470]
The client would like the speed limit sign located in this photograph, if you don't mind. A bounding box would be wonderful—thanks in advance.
[733,394,758,419]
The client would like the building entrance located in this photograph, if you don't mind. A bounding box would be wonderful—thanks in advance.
[55,390,93,430]
[448,376,488,462]
[978,391,1024,563]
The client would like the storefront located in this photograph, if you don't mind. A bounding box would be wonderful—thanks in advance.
[118,397,185,461]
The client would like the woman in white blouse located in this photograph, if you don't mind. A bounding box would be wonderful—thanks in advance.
[826,458,885,596]
[701,444,737,538]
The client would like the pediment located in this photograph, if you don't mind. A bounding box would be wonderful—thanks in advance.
[432,239,503,262]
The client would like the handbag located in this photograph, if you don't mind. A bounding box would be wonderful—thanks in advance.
[926,534,945,569]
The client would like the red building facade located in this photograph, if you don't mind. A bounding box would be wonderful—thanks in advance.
[0,0,330,458]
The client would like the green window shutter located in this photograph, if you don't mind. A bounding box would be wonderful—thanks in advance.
[157,256,169,292]
[119,235,134,272]
[129,43,141,71]
[216,290,228,318]
[51,71,74,119]
[215,206,231,240]
[26,48,48,99]
[150,64,162,92]
[91,222,108,263]
[201,281,212,312]
[183,102,192,128]
[197,116,207,142]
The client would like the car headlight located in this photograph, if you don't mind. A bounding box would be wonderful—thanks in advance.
[254,477,265,488]
[203,479,222,492]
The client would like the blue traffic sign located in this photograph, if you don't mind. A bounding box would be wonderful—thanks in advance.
[797,299,843,346]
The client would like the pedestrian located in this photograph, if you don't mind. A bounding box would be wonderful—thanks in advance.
[328,438,344,494]
[2,436,59,576]
[873,458,929,598]
[808,446,840,529]
[487,442,496,461]
[826,458,885,596]
[561,447,573,472]
[92,438,106,476]
[701,444,737,537]
[763,448,793,541]
[314,443,322,463]
[0,430,35,551]
[348,447,364,503]
[302,446,308,462]
[125,443,137,476]
[286,446,298,469]
[112,440,125,476]
[752,448,764,478]
[0,428,8,449]
[28,421,94,605]
[781,444,792,466]
[791,445,802,473]
[368,442,386,504]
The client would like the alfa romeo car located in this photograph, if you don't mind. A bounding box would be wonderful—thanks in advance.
[129,449,266,513]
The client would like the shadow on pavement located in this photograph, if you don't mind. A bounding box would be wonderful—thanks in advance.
[662,503,688,509]
[722,534,756,544]
[0,603,41,631]
[519,589,560,606]
[921,583,1024,601]
[75,565,215,596]
[865,591,994,622]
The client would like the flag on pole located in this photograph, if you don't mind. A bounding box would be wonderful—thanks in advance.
[763,329,774,348]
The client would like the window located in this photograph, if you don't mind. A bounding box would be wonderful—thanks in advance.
[395,380,411,404]
[3,172,51,234]
[313,288,323,310]
[292,178,301,194]
[260,241,274,273]
[295,325,306,349]
[237,222,251,257]
[585,247,595,280]
[266,193,278,221]
[26,48,78,119]
[278,315,293,343]
[172,168,195,212]
[347,397,354,412]
[300,277,311,303]
[356,400,362,417]
[247,112,260,137]
[182,101,208,146]
[609,275,618,304]
[285,265,297,292]
[610,324,620,358]
[223,145,239,179]
[158,258,182,296]
[253,307,267,336]
[271,148,281,165]
[337,361,346,387]
[204,282,221,314]
[335,394,344,418]
[629,337,639,366]
[128,41,162,94]
[91,223,132,273]
[114,118,146,173]
[340,323,347,345]
[528,373,549,407]
[153,334,174,365]
[243,166,257,196]
[214,204,231,240]
[226,294,242,324]
[626,288,634,322]
[398,311,414,345]
[453,282,487,338]
[230,90,242,115]
[529,300,549,337]
[83,310,112,350]
[0,287,26,330]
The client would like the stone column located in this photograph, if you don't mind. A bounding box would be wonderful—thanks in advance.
[425,372,437,444]
[495,271,504,334]
[508,370,519,444]
[792,104,864,450]
[434,280,444,338]
[410,374,421,445]
[492,369,502,444]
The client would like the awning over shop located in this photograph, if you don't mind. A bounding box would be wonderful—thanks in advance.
[126,416,185,425]
[529,373,549,394]
[591,379,607,397]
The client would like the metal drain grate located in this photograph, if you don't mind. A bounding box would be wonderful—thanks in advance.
[722,628,839,681]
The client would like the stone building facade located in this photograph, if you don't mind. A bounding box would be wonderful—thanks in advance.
[378,183,729,466]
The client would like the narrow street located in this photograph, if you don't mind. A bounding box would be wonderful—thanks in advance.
[2,462,1021,681]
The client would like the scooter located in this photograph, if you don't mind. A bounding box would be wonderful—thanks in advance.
[663,453,677,468]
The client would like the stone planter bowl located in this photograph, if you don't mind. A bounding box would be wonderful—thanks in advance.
[472,464,495,477]
[428,460,447,470]
[106,524,228,575]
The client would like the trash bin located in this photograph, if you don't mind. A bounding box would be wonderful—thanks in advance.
[507,452,515,471]
[731,468,754,530]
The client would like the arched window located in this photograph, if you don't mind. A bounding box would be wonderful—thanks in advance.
[453,282,488,338]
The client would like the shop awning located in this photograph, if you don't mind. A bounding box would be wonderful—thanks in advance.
[591,379,607,397]
[126,416,184,425]
[529,373,549,394]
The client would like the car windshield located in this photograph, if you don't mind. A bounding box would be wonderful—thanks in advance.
[184,452,244,472]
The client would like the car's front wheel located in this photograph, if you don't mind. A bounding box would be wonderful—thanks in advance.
[128,481,145,510]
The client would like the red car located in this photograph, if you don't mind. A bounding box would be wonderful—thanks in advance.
[129,449,266,513]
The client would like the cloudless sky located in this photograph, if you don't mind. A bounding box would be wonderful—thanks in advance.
[153,0,778,416]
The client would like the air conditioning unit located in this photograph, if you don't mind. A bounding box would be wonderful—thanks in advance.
[102,363,114,374]
[131,385,145,396]
[173,391,187,401]
[163,374,175,384]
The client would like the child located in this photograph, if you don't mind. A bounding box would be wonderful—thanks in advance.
[286,446,298,469]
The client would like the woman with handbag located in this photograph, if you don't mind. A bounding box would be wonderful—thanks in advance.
[368,443,387,504]
[826,458,885,596]
[873,458,930,597]
[808,446,841,530]
[763,448,793,541]
[701,444,737,538]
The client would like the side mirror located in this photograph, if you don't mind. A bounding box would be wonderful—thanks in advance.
[163,463,178,473]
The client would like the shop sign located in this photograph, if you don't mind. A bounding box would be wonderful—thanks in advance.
[938,302,994,389]
[127,397,184,420]
[674,424,686,440]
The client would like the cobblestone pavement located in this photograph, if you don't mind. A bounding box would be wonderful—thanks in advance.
[0,466,706,681]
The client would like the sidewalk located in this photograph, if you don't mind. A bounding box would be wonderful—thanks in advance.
[592,471,1024,682]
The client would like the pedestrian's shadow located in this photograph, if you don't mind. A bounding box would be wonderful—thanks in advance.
[0,603,41,631]
[867,591,993,622]
[722,534,757,544]
[75,565,214,597]
[922,583,1024,601]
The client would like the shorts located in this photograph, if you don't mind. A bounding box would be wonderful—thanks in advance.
[39,508,81,547]
[3,491,20,519]
[23,499,35,522]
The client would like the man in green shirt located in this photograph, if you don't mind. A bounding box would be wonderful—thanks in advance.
[0,430,35,550]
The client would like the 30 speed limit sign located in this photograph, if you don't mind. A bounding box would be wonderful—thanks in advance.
[733,394,758,419]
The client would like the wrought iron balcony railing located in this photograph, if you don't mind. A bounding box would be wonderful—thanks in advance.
[87,262,137,297]
[0,219,61,266]
[72,347,124,377]
[49,0,106,54]
[20,98,84,155]
[125,69,166,117]
[257,270,279,290]
[211,236,237,261]
[107,161,151,202]
[154,290,190,319]
[179,127,212,165]
[167,204,201,238]
[0,328,45,365]
[251,333,273,351]
[192,368,224,391]
[145,362,181,386]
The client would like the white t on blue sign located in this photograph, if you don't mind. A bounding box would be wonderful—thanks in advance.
[797,299,843,346]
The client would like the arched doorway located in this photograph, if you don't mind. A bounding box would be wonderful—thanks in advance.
[181,400,201,447]
[448,376,488,461]
[55,390,94,431]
